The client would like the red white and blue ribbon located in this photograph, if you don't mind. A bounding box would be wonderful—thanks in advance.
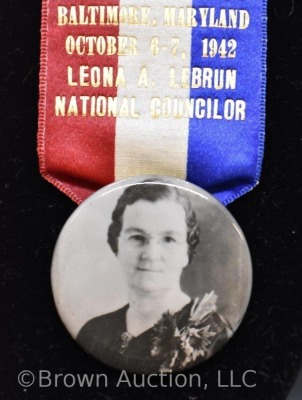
[38,0,267,205]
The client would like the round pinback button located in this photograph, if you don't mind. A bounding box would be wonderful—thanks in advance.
[51,176,252,373]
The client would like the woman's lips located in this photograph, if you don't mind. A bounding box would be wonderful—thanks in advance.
[136,267,162,273]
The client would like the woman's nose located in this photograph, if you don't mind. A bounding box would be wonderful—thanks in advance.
[141,239,162,260]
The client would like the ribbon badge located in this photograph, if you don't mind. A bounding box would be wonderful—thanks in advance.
[38,0,267,205]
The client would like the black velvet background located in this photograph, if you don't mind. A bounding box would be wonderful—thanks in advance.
[1,0,301,399]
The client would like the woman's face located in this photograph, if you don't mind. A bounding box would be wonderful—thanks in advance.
[117,198,189,294]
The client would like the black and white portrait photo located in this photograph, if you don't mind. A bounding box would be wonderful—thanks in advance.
[52,177,252,373]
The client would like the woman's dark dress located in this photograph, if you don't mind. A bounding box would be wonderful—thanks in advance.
[77,300,231,373]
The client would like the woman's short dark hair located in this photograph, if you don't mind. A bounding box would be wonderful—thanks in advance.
[107,180,200,263]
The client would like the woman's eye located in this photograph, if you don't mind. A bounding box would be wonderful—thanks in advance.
[163,236,176,243]
[129,235,146,244]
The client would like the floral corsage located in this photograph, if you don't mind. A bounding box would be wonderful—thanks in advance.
[151,291,220,372]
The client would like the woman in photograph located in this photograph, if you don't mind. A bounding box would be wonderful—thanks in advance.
[77,179,232,373]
